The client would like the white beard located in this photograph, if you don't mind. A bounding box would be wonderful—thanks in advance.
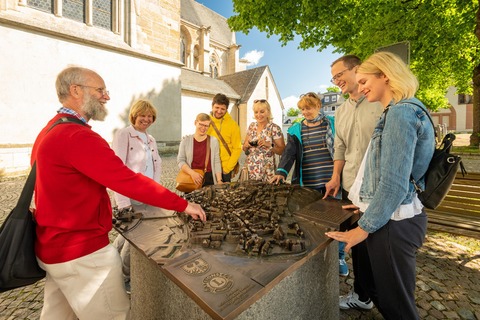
[82,94,108,121]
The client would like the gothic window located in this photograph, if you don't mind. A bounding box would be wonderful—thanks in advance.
[193,46,199,70]
[209,55,219,78]
[27,0,116,32]
[180,37,186,64]
[92,0,112,30]
[27,0,53,13]
[63,0,84,23]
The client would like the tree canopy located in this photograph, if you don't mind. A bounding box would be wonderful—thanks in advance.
[229,0,480,145]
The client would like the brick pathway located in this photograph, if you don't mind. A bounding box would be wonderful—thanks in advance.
[1,155,479,320]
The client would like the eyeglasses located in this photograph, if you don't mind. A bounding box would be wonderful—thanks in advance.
[75,84,110,96]
[197,122,210,129]
[330,68,351,84]
[254,99,267,103]
[300,92,319,99]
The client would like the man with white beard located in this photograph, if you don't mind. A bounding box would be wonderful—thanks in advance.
[31,66,206,320]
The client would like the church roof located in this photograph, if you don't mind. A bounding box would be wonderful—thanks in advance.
[180,69,240,100]
[218,66,268,104]
[181,0,234,47]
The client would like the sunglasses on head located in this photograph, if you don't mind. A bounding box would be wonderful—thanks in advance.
[254,99,267,103]
[300,92,319,99]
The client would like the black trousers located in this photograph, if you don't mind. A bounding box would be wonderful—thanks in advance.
[359,211,427,319]
[222,171,232,183]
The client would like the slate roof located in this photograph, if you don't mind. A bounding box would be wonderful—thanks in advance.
[218,66,268,104]
[180,69,240,99]
[181,0,234,46]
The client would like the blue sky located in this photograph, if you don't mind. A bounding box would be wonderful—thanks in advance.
[197,0,343,109]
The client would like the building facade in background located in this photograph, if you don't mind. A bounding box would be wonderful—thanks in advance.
[0,0,284,175]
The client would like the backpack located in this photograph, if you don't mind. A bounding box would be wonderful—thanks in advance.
[407,103,467,209]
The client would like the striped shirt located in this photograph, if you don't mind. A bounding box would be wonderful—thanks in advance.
[301,121,334,188]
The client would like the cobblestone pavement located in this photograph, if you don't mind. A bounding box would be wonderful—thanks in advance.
[1,155,479,320]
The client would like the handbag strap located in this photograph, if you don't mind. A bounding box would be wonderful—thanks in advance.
[17,117,87,218]
[268,123,277,169]
[210,120,232,156]
[204,136,211,171]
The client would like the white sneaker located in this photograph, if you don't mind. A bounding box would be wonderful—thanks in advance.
[339,291,373,310]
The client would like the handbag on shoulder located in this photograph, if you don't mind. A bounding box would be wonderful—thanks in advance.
[176,136,210,193]
[384,102,467,210]
[411,133,466,209]
[0,163,45,292]
[0,116,86,292]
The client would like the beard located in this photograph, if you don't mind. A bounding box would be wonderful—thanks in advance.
[82,93,108,121]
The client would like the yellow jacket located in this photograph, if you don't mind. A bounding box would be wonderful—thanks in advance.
[207,112,242,173]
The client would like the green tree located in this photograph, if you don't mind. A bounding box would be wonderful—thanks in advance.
[229,0,480,146]
[326,86,340,93]
[286,107,300,117]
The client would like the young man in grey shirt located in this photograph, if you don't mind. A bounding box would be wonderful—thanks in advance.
[324,55,384,310]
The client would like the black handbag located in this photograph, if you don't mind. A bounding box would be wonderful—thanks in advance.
[0,116,86,292]
[406,103,467,210]
[0,163,46,292]
[411,133,466,210]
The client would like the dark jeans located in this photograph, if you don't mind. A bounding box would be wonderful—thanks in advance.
[222,171,232,183]
[202,171,214,187]
[361,211,427,319]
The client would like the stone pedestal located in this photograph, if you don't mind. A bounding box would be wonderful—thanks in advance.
[115,183,354,320]
[130,241,338,320]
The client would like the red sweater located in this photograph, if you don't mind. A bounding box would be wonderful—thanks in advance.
[31,114,188,264]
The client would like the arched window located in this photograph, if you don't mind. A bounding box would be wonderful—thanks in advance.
[209,55,219,78]
[193,46,199,70]
[180,36,186,64]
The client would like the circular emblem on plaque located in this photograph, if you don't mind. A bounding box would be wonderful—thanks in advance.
[203,272,233,293]
[181,258,211,275]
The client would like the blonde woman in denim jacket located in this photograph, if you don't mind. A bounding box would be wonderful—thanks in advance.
[326,52,435,320]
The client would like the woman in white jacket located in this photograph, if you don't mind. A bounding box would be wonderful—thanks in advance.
[111,99,162,293]
[112,100,162,208]
[177,113,223,187]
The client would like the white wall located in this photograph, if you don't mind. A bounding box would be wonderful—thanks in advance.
[180,94,213,136]
[246,72,284,133]
[0,25,181,145]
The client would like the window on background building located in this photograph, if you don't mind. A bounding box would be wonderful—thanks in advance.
[63,0,84,23]
[332,95,337,102]
[458,94,472,104]
[27,0,53,13]
[325,96,330,103]
[92,0,112,30]
[209,55,219,78]
[193,46,199,70]
[27,0,115,32]
[180,36,186,64]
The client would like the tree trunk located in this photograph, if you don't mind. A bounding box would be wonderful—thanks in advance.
[471,0,480,147]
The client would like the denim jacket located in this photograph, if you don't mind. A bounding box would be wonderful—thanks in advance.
[358,98,435,233]
[276,112,335,186]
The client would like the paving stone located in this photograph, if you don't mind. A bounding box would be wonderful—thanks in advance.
[458,308,476,320]
[468,294,480,305]
[428,308,446,319]
[443,310,460,319]
[431,300,447,311]
[1,155,480,320]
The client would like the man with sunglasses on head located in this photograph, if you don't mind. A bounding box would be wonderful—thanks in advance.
[207,93,242,182]
[323,55,383,310]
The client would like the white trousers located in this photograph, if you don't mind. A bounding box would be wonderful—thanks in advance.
[38,244,130,320]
